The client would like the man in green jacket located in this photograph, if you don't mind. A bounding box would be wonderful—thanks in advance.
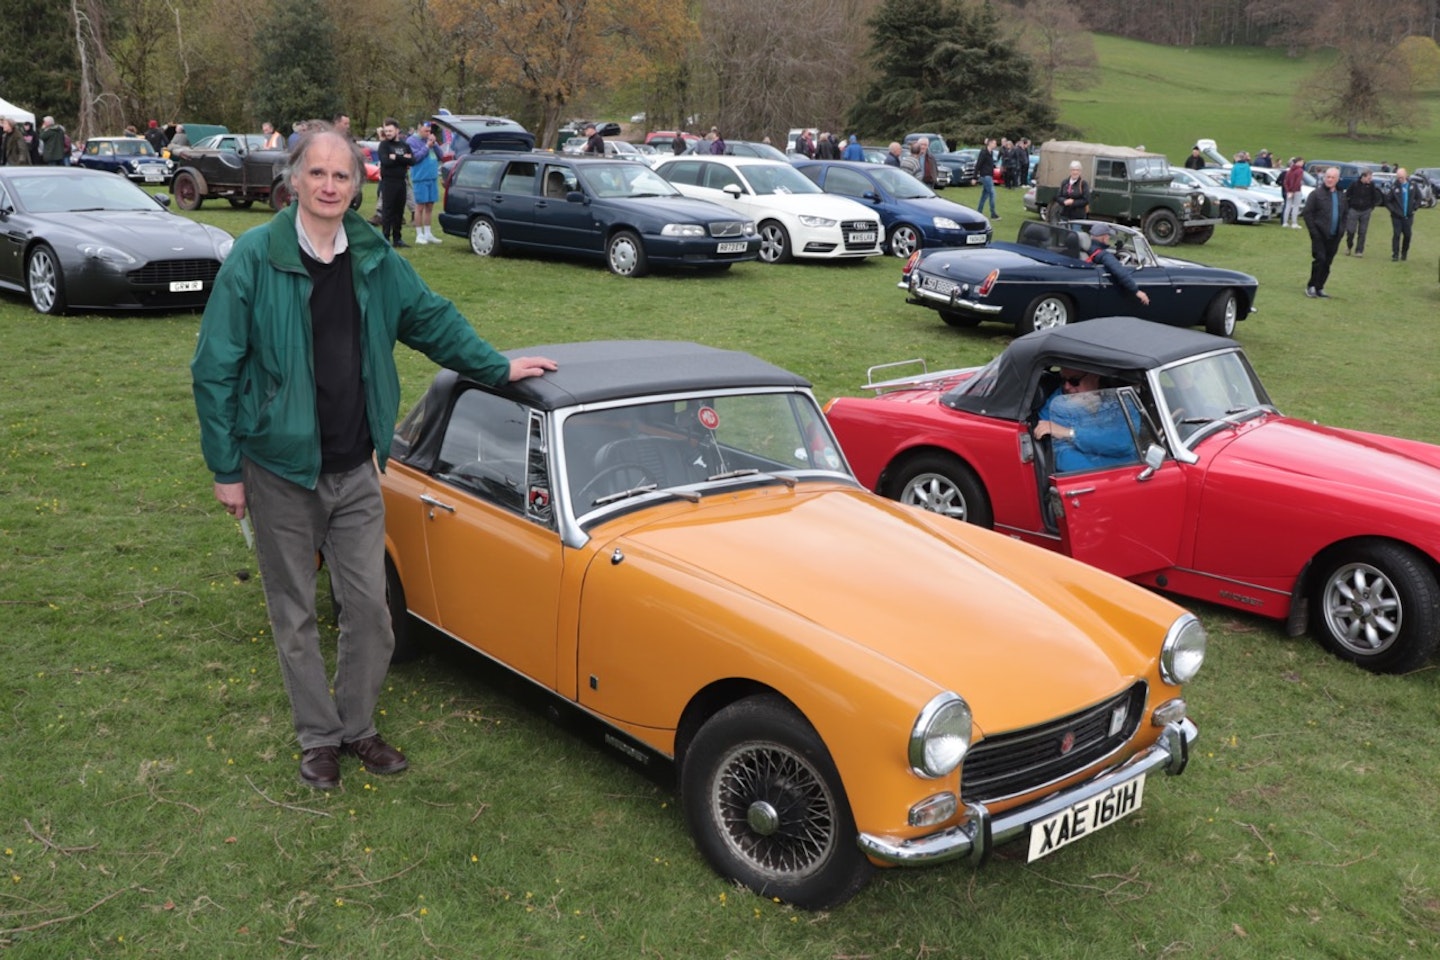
[192,126,555,789]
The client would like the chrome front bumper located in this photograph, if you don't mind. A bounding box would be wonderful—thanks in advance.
[857,718,1197,866]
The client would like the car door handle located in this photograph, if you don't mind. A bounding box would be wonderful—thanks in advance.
[1062,486,1097,504]
[420,494,455,513]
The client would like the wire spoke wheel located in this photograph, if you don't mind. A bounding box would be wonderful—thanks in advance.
[711,740,837,880]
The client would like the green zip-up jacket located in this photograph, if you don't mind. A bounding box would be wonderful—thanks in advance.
[191,204,511,489]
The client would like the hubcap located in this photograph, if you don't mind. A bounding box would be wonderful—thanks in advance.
[1034,298,1068,329]
[28,254,56,312]
[901,473,967,520]
[470,222,495,256]
[711,741,836,879]
[610,238,637,274]
[1322,562,1401,656]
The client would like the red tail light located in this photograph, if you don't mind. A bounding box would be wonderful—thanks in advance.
[976,268,1000,296]
[903,250,922,276]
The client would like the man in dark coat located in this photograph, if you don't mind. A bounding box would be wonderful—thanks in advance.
[1385,168,1418,262]
[1300,167,1347,298]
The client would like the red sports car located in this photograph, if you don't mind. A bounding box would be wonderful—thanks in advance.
[825,317,1440,674]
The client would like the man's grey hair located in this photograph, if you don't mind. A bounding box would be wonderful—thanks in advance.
[283,124,366,199]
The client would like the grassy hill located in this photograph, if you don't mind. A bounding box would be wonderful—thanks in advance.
[1056,34,1439,168]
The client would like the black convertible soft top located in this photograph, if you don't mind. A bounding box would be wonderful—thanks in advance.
[945,316,1238,421]
[393,341,811,469]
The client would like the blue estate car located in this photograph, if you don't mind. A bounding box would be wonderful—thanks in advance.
[75,137,175,185]
[794,160,991,258]
[438,152,760,276]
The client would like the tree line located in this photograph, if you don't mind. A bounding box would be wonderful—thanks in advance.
[3,0,1432,150]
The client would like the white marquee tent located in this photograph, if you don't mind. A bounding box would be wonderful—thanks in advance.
[0,96,36,125]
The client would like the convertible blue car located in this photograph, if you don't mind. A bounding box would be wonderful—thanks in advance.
[900,220,1258,336]
[793,160,991,258]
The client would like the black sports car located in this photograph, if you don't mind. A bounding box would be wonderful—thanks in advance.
[0,167,232,315]
[900,220,1258,336]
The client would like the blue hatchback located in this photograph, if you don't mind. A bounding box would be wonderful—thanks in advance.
[794,160,990,258]
[76,138,175,185]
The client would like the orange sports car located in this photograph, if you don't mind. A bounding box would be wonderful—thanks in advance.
[378,340,1204,908]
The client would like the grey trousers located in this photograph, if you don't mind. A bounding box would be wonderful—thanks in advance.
[243,458,394,751]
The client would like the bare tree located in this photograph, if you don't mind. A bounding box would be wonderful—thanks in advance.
[1304,0,1426,136]
[1007,0,1099,97]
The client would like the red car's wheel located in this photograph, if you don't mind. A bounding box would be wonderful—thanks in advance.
[885,452,993,527]
[1313,541,1440,674]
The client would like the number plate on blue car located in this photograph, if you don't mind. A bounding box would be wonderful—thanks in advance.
[966,233,987,244]
[921,275,959,296]
[716,241,748,254]
[1026,772,1146,862]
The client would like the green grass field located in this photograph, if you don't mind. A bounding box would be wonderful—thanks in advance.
[3,36,1440,958]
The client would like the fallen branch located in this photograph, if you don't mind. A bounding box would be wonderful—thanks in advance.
[0,885,135,935]
[244,776,332,817]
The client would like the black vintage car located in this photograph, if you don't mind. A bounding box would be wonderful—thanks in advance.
[901,220,1257,336]
[169,134,291,211]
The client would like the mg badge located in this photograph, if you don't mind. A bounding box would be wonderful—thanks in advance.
[1059,731,1076,755]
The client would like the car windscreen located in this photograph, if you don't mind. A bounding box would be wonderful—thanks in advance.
[12,174,162,213]
[1155,350,1273,443]
[563,392,844,512]
[740,163,824,196]
[1131,157,1170,180]
[577,163,682,199]
[113,140,158,157]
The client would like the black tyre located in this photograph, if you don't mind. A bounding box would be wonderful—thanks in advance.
[883,452,993,527]
[888,223,921,258]
[938,309,982,329]
[269,181,291,211]
[1044,202,1064,225]
[26,244,67,315]
[606,230,649,277]
[469,216,501,257]
[1020,293,1072,335]
[1204,289,1239,337]
[172,171,203,211]
[1143,209,1182,246]
[1312,541,1440,673]
[227,198,254,209]
[681,696,871,909]
[757,220,792,263]
[1219,201,1237,225]
[386,556,425,663]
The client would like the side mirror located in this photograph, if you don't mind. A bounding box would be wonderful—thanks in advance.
[1137,443,1166,481]
[863,191,881,203]
[151,193,172,209]
[723,184,743,199]
[566,190,585,203]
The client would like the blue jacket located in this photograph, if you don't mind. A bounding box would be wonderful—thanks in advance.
[841,137,865,161]
[1038,389,1138,472]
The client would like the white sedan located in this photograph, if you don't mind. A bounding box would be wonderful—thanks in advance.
[1167,166,1277,225]
[654,156,883,263]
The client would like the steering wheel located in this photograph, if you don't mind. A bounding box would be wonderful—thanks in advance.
[577,462,656,506]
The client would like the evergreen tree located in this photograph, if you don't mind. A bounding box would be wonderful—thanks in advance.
[252,4,344,133]
[848,0,1057,146]
[2,0,81,126]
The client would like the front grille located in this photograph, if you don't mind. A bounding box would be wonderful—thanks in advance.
[961,682,1147,803]
[128,258,222,286]
[709,221,747,238]
[841,219,879,251]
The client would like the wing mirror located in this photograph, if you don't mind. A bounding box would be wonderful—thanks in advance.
[723,184,743,199]
[1137,443,1166,481]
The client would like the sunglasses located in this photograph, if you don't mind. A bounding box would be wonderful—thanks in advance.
[1062,375,1087,386]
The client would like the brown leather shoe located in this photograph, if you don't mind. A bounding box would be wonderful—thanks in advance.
[299,746,340,789]
[342,735,408,775]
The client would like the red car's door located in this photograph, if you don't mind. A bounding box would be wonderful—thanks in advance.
[1051,462,1188,580]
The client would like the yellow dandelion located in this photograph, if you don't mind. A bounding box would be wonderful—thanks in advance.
[471,854,479,863]
[335,898,344,907]
[419,907,429,916]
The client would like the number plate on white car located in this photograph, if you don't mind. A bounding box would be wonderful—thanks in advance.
[1027,773,1146,862]
[169,280,203,292]
[715,241,748,254]
[848,231,877,244]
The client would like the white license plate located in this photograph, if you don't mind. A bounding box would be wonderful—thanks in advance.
[169,280,203,292]
[848,231,877,244]
[1027,773,1146,862]
[144,170,165,182]
[715,241,747,253]
[921,275,959,296]
[966,233,987,244]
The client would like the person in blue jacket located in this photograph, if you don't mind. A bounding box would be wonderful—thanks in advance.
[1033,369,1139,472]
[841,134,865,161]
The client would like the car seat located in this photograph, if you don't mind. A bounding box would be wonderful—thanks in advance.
[545,170,568,199]
[1018,222,1050,248]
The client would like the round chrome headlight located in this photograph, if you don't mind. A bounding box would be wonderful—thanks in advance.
[908,692,972,778]
[1160,613,1207,685]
